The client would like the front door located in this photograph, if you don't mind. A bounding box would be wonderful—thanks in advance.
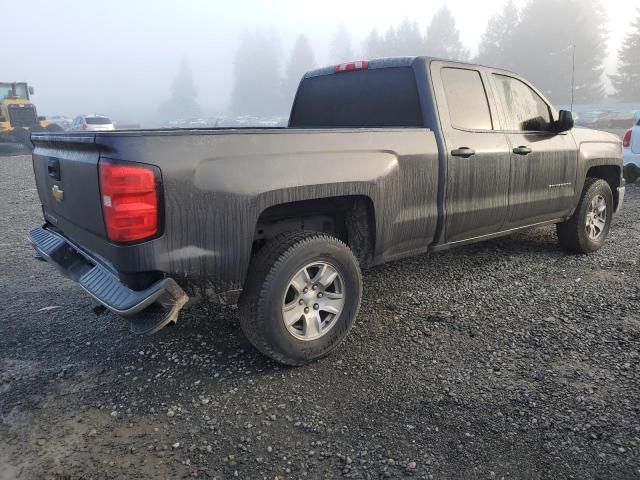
[490,73,578,228]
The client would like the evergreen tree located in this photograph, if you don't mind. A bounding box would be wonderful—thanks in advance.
[611,9,640,102]
[330,23,355,63]
[282,35,316,108]
[364,28,383,59]
[506,0,607,104]
[382,26,398,57]
[395,19,425,56]
[425,6,469,61]
[231,31,283,115]
[364,20,425,58]
[159,58,201,120]
[476,1,519,68]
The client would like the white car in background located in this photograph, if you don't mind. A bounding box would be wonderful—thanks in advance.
[70,115,115,131]
[623,117,640,184]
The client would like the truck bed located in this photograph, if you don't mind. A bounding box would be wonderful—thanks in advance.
[31,127,440,296]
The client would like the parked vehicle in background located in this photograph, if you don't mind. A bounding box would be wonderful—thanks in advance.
[45,116,73,131]
[70,115,115,131]
[29,57,624,366]
[599,111,638,129]
[573,111,607,129]
[115,122,142,129]
[623,118,640,183]
[0,82,63,152]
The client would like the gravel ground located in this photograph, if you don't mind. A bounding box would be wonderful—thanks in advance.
[1,154,639,480]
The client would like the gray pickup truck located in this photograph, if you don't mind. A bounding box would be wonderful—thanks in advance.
[29,57,624,365]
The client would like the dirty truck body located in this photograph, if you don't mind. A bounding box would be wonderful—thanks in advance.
[29,57,624,365]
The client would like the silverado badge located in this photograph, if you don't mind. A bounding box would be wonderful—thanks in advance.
[51,185,64,203]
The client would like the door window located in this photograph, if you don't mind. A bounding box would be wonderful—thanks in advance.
[441,68,493,131]
[493,74,552,132]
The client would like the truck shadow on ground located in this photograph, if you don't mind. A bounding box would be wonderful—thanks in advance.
[137,225,563,372]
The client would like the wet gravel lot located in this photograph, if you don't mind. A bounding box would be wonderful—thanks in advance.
[1,154,639,479]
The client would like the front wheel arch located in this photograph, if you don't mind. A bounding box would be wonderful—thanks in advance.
[584,165,622,210]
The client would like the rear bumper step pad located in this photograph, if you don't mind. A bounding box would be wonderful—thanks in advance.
[28,226,188,335]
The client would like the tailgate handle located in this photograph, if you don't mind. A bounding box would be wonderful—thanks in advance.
[47,158,61,180]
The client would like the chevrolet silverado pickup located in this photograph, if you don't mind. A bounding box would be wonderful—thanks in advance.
[29,57,625,365]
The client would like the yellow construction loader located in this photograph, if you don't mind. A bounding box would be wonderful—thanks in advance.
[0,82,63,153]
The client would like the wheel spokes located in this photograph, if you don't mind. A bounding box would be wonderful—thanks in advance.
[283,304,303,326]
[303,312,322,338]
[324,291,344,300]
[290,268,311,293]
[320,304,341,315]
[282,261,345,341]
[315,264,339,289]
[594,216,606,232]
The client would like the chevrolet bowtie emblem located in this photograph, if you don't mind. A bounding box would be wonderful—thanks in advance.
[51,185,64,203]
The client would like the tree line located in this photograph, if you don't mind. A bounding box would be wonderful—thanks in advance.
[160,1,640,120]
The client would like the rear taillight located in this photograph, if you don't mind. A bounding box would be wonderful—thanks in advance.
[81,124,88,130]
[99,160,160,243]
[335,60,369,73]
[623,129,632,148]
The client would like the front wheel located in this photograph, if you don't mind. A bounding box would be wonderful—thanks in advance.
[557,178,613,253]
[239,231,362,365]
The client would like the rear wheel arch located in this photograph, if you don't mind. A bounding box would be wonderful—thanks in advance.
[252,195,377,268]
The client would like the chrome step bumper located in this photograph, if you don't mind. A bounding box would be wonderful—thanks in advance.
[28,226,188,335]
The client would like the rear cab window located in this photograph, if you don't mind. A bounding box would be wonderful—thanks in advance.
[289,66,425,128]
[441,67,493,131]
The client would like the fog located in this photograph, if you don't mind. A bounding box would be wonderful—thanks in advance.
[6,0,639,125]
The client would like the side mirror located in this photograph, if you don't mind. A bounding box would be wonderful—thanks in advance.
[554,110,574,133]
[28,86,35,95]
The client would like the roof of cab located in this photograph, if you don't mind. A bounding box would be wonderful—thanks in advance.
[302,56,519,80]
[303,57,418,79]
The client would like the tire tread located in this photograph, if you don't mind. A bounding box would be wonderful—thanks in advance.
[239,231,361,365]
[557,177,612,253]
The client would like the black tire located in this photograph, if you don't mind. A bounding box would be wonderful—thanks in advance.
[46,123,64,132]
[556,178,613,253]
[239,231,362,366]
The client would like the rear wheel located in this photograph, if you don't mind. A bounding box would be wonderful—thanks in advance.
[557,178,613,253]
[239,231,362,365]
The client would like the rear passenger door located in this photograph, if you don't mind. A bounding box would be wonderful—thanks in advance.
[490,73,578,228]
[432,63,511,243]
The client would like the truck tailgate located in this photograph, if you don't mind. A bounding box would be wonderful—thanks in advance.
[32,134,106,238]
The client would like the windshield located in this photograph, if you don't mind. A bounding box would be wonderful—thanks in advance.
[0,83,29,100]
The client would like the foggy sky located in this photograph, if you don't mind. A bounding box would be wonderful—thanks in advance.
[8,0,639,123]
